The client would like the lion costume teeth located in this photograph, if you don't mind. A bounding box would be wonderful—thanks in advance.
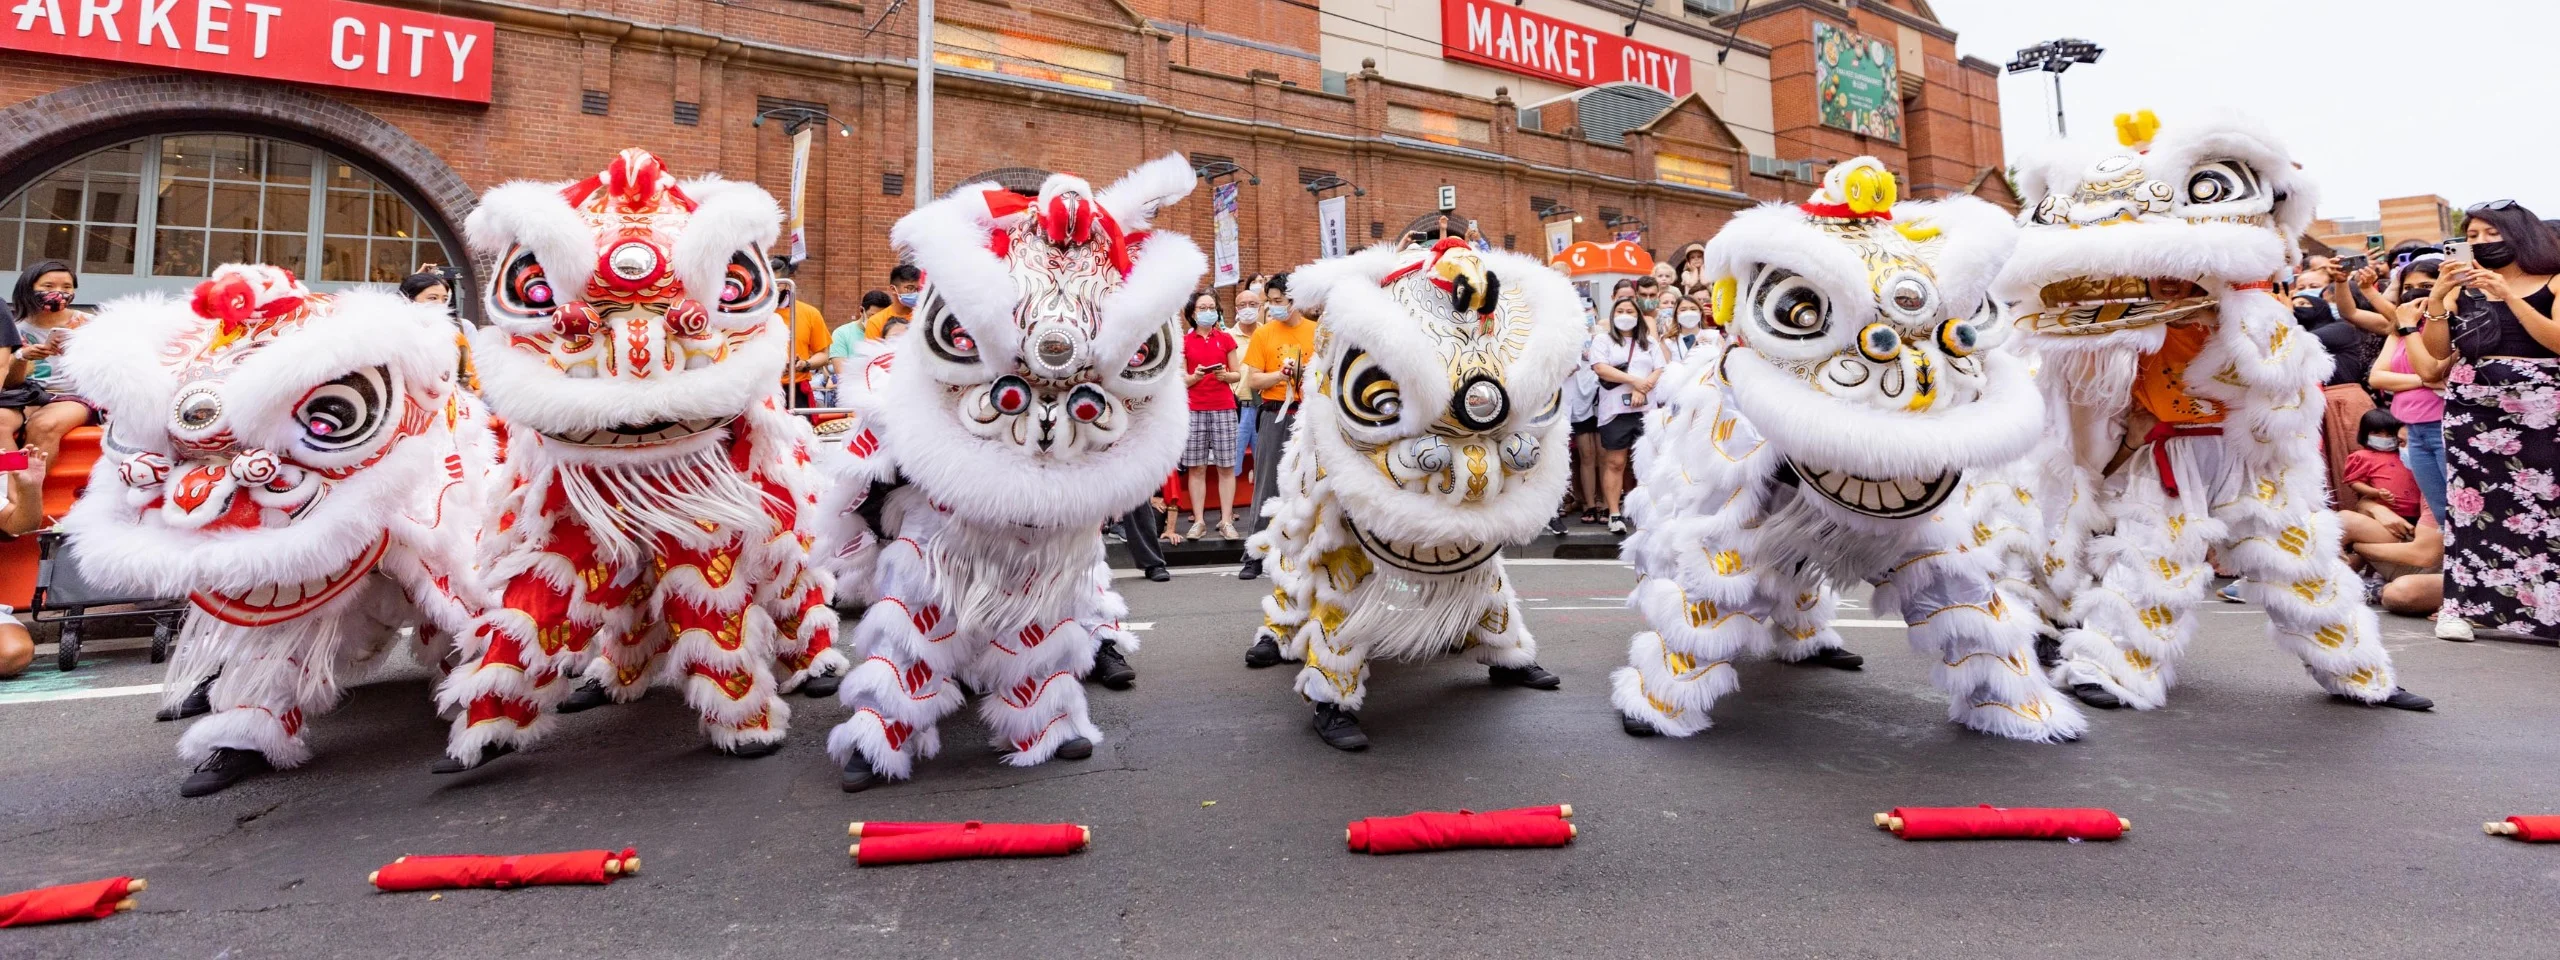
[1610,159,2086,743]
[814,154,1204,782]
[1994,113,2405,711]
[436,149,842,765]
[60,264,497,771]
[1241,236,1583,717]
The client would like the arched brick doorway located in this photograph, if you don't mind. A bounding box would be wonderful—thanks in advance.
[0,75,478,313]
[953,166,1054,197]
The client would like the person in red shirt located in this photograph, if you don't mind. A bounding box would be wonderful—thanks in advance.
[1178,291,1244,540]
[2344,410,2424,527]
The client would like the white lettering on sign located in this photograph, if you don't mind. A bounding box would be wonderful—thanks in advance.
[5,0,495,102]
[1437,0,1693,97]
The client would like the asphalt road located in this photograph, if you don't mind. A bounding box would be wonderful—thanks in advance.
[2,559,2553,959]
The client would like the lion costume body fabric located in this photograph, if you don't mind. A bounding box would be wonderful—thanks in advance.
[1999,113,2409,710]
[437,149,842,764]
[817,155,1204,783]
[62,264,495,773]
[1243,239,1582,726]
[1612,160,2087,742]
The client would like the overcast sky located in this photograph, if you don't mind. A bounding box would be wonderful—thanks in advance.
[1925,0,2554,224]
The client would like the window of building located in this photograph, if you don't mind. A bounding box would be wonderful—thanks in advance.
[1387,105,1490,145]
[935,24,1126,92]
[1682,0,1737,17]
[1658,153,1736,190]
[1,133,446,298]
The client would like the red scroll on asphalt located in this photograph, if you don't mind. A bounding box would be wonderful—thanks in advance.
[0,877,143,928]
[2485,816,2560,841]
[1875,806,2127,840]
[369,849,638,891]
[848,822,1090,866]
[1346,804,1577,854]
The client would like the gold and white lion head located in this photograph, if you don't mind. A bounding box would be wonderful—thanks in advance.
[464,148,788,449]
[1698,158,2037,520]
[60,264,472,623]
[1998,110,2320,338]
[1285,238,1583,572]
[853,154,1206,529]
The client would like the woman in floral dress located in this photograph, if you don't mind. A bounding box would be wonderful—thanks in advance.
[2409,202,2560,641]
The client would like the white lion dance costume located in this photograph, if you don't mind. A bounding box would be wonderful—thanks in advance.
[1999,112,2427,713]
[1242,238,1582,750]
[818,155,1203,790]
[61,264,494,796]
[1613,160,2087,742]
[436,149,844,771]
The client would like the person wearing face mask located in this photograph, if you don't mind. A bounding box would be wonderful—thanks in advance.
[861,263,923,340]
[1178,291,1244,544]
[1230,280,1267,476]
[1236,271,1307,584]
[1586,296,1664,535]
[2290,285,2377,505]
[2404,200,2560,642]
[1552,297,1606,534]
[2342,410,2422,528]
[2,260,98,465]
[1660,293,1709,363]
[2369,256,2448,523]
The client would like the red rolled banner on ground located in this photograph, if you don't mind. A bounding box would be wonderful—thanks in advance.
[1879,806,2126,840]
[2486,815,2560,841]
[0,877,142,928]
[1487,804,1575,820]
[847,821,973,839]
[369,848,638,891]
[1346,810,1578,854]
[850,822,1089,866]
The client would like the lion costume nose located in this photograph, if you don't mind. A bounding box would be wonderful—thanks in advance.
[1023,322,1090,380]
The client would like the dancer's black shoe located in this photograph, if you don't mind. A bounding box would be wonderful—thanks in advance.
[1311,703,1368,751]
[718,739,784,759]
[1056,737,1095,760]
[1244,636,1284,669]
[429,743,514,774]
[2336,687,2433,711]
[840,754,883,793]
[798,669,844,699]
[554,679,614,714]
[1091,640,1136,689]
[1488,663,1562,689]
[2069,683,2124,709]
[179,748,271,797]
[1621,714,1659,737]
[155,675,216,722]
[1787,647,1865,670]
[1236,558,1264,581]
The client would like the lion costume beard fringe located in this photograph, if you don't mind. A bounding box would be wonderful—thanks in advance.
[816,155,1202,781]
[1996,112,2401,709]
[1610,160,2087,743]
[435,149,843,762]
[1241,239,1582,712]
[60,264,496,768]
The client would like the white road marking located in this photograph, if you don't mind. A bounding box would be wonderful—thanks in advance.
[0,682,165,706]
[1124,622,1153,631]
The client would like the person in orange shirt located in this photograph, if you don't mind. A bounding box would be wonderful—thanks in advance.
[774,259,832,408]
[1236,272,1311,583]
[862,264,921,341]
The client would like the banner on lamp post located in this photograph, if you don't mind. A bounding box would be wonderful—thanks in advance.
[1544,219,1575,259]
[1212,181,1241,288]
[1317,195,1349,260]
[786,126,813,264]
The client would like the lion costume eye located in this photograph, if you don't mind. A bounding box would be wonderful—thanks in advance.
[295,368,393,453]
[1935,317,1980,357]
[1337,348,1401,428]
[1122,323,1176,381]
[921,290,979,365]
[497,249,555,317]
[2182,160,2260,206]
[717,251,772,313]
[1753,269,1830,342]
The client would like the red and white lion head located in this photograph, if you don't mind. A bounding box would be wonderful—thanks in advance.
[61,264,477,625]
[465,148,788,448]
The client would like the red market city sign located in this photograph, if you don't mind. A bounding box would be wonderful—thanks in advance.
[4,0,495,104]
[1440,0,1692,97]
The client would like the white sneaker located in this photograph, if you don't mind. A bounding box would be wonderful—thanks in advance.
[1607,515,1629,535]
[2435,616,2475,642]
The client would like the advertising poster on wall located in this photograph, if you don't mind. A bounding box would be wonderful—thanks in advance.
[1212,181,1241,288]
[1812,22,1901,142]
[1544,219,1574,259]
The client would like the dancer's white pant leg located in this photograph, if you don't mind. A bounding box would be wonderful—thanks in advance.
[1879,549,2087,742]
[969,616,1103,767]
[827,543,963,780]
[1462,567,1537,668]
[2050,437,2221,709]
[1612,535,1776,736]
[2213,459,2398,700]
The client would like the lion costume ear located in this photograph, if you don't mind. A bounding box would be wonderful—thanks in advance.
[1711,276,1737,328]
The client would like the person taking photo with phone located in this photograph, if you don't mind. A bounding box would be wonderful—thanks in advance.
[3,261,98,464]
[2404,200,2560,643]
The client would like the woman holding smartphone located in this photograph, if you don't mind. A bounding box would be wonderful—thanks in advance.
[1179,291,1244,541]
[1587,296,1665,535]
[2404,201,2560,642]
[4,260,97,463]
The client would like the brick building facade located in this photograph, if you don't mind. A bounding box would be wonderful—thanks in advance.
[1,0,2013,319]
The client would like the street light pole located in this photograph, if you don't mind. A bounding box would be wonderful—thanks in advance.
[916,0,935,210]
[2051,70,2067,137]
[2006,38,2103,140]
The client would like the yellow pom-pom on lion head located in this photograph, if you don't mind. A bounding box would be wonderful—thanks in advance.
[1804,157,1897,220]
[2114,109,2160,150]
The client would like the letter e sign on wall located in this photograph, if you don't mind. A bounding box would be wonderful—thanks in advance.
[1438,185,1458,211]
